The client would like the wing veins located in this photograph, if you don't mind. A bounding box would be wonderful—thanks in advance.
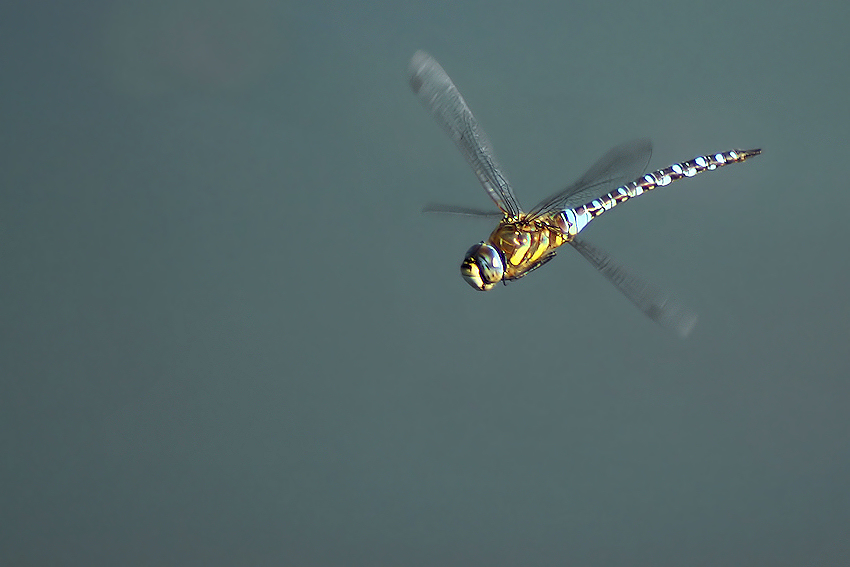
[409,51,523,217]
[528,139,653,219]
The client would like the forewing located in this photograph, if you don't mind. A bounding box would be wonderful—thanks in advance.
[569,237,697,338]
[528,139,653,219]
[409,51,522,218]
[422,203,503,218]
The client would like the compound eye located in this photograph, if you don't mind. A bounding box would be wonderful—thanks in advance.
[461,257,486,290]
[460,243,504,291]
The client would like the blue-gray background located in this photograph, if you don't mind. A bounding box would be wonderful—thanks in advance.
[3,1,848,565]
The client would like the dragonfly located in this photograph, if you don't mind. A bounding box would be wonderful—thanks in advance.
[409,50,760,337]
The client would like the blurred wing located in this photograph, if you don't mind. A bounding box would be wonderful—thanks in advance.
[569,237,697,338]
[527,139,653,219]
[409,51,522,218]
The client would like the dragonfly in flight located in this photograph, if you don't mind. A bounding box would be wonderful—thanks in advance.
[409,51,760,337]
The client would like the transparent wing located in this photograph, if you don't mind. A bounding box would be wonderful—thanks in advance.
[422,203,502,218]
[569,237,697,338]
[409,51,523,218]
[527,139,653,220]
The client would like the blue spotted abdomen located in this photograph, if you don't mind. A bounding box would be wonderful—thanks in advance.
[553,148,761,237]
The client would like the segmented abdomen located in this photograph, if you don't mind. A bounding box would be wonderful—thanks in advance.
[554,148,761,237]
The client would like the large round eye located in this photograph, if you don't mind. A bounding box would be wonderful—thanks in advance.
[460,242,504,291]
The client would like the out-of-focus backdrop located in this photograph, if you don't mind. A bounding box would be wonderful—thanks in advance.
[2,1,848,565]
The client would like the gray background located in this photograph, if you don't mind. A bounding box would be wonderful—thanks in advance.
[2,0,848,565]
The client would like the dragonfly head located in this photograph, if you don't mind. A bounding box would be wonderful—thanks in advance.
[461,242,505,291]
